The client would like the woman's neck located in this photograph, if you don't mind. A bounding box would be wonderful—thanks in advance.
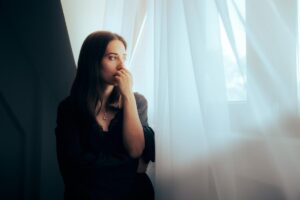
[100,85,114,105]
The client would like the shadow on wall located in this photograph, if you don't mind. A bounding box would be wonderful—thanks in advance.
[0,0,76,200]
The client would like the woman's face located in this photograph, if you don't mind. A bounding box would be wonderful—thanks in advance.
[100,39,127,85]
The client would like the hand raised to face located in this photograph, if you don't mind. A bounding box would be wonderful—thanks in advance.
[114,68,133,97]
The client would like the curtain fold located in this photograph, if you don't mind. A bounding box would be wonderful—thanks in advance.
[153,0,300,199]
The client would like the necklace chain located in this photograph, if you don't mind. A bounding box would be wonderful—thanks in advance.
[97,98,113,121]
[103,111,108,120]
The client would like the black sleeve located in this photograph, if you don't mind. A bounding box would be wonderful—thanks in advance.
[134,93,155,162]
[55,98,131,172]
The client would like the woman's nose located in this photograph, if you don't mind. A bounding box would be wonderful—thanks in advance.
[117,59,125,70]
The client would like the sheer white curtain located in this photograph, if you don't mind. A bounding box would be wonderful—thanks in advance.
[62,0,300,199]
[153,0,300,200]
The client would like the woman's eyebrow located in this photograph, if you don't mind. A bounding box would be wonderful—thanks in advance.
[105,52,118,55]
[105,52,127,56]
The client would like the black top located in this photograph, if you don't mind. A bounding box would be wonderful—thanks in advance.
[55,92,155,200]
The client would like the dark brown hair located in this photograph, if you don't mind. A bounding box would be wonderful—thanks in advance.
[70,31,127,120]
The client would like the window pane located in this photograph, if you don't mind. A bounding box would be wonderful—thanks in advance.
[219,0,246,101]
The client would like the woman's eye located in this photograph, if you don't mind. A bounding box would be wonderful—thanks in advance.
[108,56,117,61]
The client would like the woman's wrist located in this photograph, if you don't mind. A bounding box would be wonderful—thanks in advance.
[122,91,135,103]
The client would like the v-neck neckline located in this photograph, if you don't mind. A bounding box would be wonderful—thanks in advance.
[95,109,121,133]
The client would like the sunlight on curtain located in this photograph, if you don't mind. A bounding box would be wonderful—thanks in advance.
[154,0,300,199]
[219,0,246,101]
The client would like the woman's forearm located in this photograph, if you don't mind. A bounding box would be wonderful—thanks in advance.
[122,93,145,158]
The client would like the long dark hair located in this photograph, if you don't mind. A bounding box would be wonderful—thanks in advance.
[70,31,127,120]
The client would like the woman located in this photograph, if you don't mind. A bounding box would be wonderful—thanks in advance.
[55,31,155,200]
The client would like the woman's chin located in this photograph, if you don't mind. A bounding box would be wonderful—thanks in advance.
[102,79,116,86]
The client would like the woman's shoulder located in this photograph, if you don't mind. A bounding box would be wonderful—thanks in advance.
[133,92,148,126]
[133,92,148,107]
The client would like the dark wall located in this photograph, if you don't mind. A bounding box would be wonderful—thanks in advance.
[0,0,76,199]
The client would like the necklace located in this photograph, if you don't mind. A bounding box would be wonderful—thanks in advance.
[103,111,108,120]
[97,98,109,121]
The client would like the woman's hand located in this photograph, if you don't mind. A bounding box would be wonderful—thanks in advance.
[114,68,133,97]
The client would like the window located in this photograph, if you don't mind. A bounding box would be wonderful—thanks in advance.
[219,0,246,101]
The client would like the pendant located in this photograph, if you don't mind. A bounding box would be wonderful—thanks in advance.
[103,112,108,120]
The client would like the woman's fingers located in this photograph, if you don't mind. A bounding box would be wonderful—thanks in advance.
[115,69,126,76]
[113,69,133,96]
[115,69,132,81]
